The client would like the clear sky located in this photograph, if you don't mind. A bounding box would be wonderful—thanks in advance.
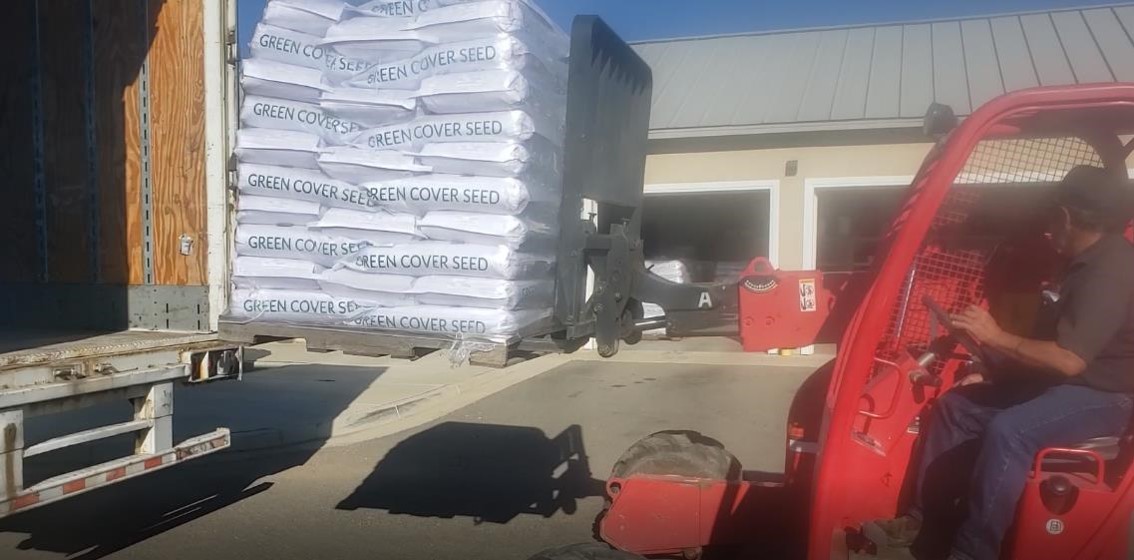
[239,0,1108,51]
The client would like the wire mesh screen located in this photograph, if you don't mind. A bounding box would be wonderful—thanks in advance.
[873,137,1102,364]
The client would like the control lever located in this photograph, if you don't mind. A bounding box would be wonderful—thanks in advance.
[908,351,942,388]
[922,296,993,365]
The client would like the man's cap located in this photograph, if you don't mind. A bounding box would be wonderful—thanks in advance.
[1055,166,1133,227]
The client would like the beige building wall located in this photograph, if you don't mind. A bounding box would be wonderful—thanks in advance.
[645,142,935,270]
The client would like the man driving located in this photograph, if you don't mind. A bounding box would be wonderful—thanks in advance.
[877,165,1134,560]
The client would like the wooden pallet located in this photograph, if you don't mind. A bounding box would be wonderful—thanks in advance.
[218,321,583,368]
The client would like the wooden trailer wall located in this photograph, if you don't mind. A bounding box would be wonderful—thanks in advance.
[0,0,217,331]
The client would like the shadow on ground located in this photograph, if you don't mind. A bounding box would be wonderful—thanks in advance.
[0,364,385,559]
[337,422,605,524]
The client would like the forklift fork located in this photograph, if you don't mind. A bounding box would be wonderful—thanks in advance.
[554,16,737,356]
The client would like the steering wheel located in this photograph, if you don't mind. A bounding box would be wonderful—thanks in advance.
[922,295,993,366]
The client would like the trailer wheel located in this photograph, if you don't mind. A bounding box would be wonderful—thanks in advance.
[611,430,742,480]
[528,543,645,560]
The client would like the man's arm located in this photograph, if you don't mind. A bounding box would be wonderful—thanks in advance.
[951,270,1128,378]
[982,327,1085,377]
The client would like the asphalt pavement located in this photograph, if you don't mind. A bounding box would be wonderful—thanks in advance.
[0,355,820,560]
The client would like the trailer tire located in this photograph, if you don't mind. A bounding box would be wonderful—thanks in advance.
[528,543,645,560]
[610,430,742,480]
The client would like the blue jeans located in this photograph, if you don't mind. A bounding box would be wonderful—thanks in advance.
[910,382,1133,560]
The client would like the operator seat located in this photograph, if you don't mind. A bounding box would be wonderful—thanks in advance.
[1072,436,1125,462]
[1039,433,1134,484]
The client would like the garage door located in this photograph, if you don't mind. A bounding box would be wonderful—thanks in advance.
[641,190,772,283]
[816,186,906,272]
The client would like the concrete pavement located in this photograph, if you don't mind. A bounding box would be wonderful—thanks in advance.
[0,356,822,560]
[187,341,584,451]
[184,338,833,452]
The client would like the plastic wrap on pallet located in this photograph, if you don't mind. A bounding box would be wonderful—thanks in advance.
[241,58,331,104]
[317,146,430,183]
[233,257,325,290]
[318,268,416,305]
[348,304,553,341]
[319,87,417,127]
[237,195,323,226]
[347,0,457,18]
[228,0,569,347]
[309,208,422,244]
[228,288,378,324]
[353,110,562,152]
[236,224,369,267]
[405,0,567,58]
[320,17,430,61]
[417,211,555,251]
[412,275,553,310]
[363,174,554,215]
[241,95,364,143]
[323,49,381,85]
[235,128,324,169]
[238,163,378,211]
[415,69,565,116]
[344,241,553,279]
[262,0,346,37]
[344,34,566,91]
[413,137,559,178]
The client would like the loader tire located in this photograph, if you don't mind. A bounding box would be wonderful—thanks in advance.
[528,543,645,560]
[593,432,742,543]
[610,430,741,480]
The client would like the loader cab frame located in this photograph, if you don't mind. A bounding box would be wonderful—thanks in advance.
[581,84,1134,560]
[811,83,1134,560]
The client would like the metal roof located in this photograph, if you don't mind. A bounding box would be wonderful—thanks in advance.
[631,4,1134,139]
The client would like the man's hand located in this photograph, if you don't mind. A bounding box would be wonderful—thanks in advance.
[950,305,1007,346]
[956,372,986,387]
[950,304,1087,378]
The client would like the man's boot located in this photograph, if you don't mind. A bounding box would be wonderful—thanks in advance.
[863,515,923,549]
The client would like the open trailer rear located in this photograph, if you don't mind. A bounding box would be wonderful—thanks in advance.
[0,0,238,517]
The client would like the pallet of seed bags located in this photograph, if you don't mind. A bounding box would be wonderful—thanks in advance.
[220,0,571,366]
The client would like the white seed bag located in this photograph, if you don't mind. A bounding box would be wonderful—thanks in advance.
[241,58,330,104]
[228,288,377,324]
[261,0,346,37]
[309,208,421,244]
[233,256,325,290]
[412,275,553,309]
[237,195,323,226]
[416,69,565,116]
[250,24,330,70]
[345,241,553,279]
[364,174,553,215]
[323,49,380,85]
[238,163,377,211]
[235,224,369,267]
[418,211,555,251]
[319,88,416,128]
[413,138,560,178]
[405,0,567,58]
[348,0,456,17]
[354,110,560,152]
[319,268,416,306]
[241,95,364,143]
[348,304,553,340]
[235,128,323,169]
[317,146,430,184]
[321,17,429,62]
[346,35,566,91]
